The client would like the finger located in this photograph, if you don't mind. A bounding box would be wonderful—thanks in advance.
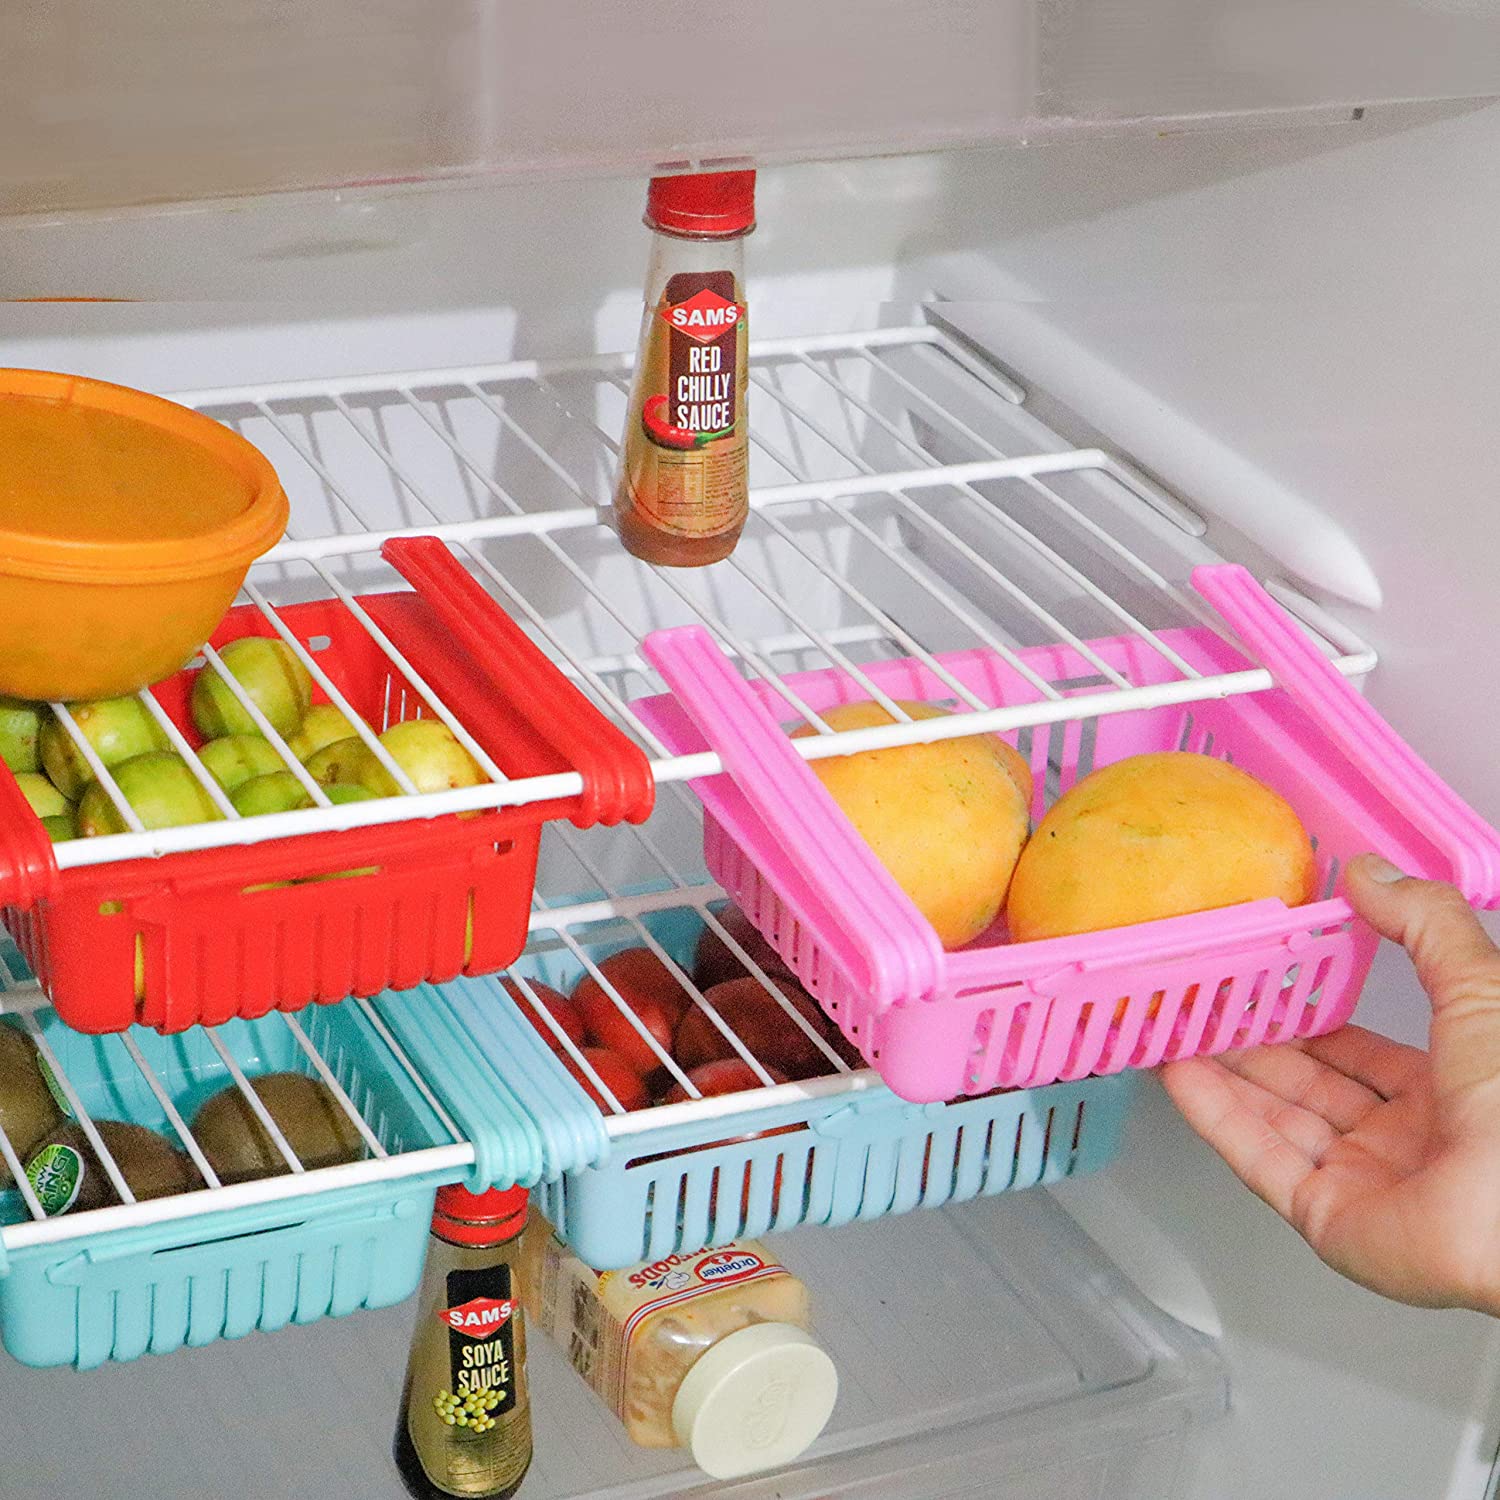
[1345,855,1500,1017]
[1293,1025,1427,1100]
[1160,1057,1323,1220]
[1218,1042,1384,1130]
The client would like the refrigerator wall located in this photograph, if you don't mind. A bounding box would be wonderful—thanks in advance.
[1,94,1498,1500]
[6,1,1499,215]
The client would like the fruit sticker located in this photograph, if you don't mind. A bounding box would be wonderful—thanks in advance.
[26,1142,84,1215]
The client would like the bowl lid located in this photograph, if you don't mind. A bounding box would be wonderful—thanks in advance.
[0,369,288,583]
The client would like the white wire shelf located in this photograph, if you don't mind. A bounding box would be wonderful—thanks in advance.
[42,318,1374,870]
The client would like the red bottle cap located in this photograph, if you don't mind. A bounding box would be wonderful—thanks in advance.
[433,1184,529,1246]
[646,171,756,238]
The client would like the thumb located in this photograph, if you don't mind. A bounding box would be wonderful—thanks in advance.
[1345,854,1500,1120]
[1344,854,1500,1017]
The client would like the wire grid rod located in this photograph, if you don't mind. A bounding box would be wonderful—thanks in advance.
[686,378,1064,707]
[532,914,700,1100]
[327,379,673,758]
[719,553,912,724]
[46,704,148,835]
[728,512,992,714]
[257,450,1153,563]
[112,1035,222,1188]
[751,362,1155,686]
[602,363,1069,705]
[532,781,856,1087]
[349,996,466,1144]
[379,384,675,754]
[459,392,1350,767]
[203,1032,305,1176]
[553,820,844,1083]
[439,373,841,736]
[858,343,1238,647]
[237,580,415,796]
[173,326,949,410]
[246,408,509,787]
[0,1120,45,1219]
[598,368,1064,708]
[499,968,628,1115]
[198,639,333,808]
[132,691,242,821]
[18,1017,137,1206]
[280,1012,388,1161]
[303,559,506,787]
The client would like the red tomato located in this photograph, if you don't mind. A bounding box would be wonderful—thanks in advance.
[502,978,586,1050]
[661,1058,789,1105]
[574,949,690,1075]
[578,948,694,1019]
[675,976,838,1080]
[562,1047,651,1114]
[692,906,793,992]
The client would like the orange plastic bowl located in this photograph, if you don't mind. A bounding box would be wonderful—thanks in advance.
[0,370,288,701]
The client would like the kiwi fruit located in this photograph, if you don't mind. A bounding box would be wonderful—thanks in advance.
[192,1072,365,1184]
[25,1119,198,1214]
[0,1024,63,1188]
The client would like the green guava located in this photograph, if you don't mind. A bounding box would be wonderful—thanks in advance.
[0,698,44,775]
[190,639,313,740]
[14,771,70,819]
[39,697,170,800]
[198,735,286,794]
[289,704,362,763]
[303,736,372,789]
[230,772,315,818]
[361,719,487,797]
[76,752,224,836]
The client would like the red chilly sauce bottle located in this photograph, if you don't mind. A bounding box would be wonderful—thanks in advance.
[614,170,754,567]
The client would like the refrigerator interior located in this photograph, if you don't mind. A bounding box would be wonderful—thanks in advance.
[2,93,1500,1500]
[0,1192,1224,1500]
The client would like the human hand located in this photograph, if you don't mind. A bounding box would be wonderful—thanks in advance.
[1161,853,1500,1313]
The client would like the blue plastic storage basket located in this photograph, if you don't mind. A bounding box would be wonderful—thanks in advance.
[416,902,1137,1271]
[0,994,471,1370]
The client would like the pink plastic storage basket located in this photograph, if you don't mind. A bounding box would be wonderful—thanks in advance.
[634,566,1500,1103]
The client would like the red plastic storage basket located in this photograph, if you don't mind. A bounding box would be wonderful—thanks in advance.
[0,538,654,1033]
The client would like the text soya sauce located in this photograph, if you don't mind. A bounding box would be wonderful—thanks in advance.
[614,170,754,568]
[395,1186,532,1500]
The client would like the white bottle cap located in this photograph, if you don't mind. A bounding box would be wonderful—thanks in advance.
[671,1321,839,1481]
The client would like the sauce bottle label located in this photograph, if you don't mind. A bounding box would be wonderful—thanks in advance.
[437,1267,521,1418]
[624,270,749,539]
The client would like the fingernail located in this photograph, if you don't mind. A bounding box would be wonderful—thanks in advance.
[1362,855,1407,884]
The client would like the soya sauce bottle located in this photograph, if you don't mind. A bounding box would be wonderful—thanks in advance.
[614,170,755,567]
[395,1186,532,1500]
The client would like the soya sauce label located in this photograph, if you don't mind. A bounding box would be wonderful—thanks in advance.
[26,1143,83,1215]
[433,1265,520,1425]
